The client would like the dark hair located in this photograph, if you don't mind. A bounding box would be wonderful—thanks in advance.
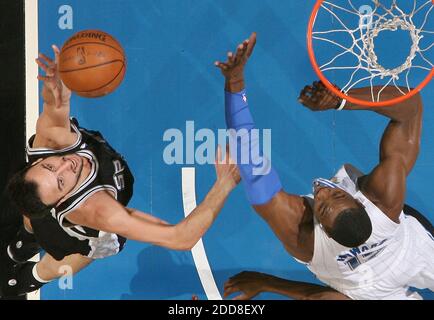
[7,165,53,219]
[330,207,372,248]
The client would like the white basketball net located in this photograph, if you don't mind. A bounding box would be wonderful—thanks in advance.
[313,0,434,102]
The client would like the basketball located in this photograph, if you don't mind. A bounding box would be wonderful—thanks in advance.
[59,30,126,98]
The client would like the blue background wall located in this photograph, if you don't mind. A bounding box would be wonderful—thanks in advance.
[38,0,433,300]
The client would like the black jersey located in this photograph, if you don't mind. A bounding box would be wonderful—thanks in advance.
[27,118,134,260]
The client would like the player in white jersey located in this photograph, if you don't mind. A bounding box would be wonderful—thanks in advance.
[216,33,433,300]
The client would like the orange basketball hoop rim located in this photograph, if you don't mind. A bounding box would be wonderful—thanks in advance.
[307,0,434,108]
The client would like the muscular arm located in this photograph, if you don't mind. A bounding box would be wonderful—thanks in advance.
[300,83,423,222]
[344,87,423,222]
[224,271,350,300]
[261,277,350,300]
[68,172,237,251]
[253,192,314,262]
[217,33,312,261]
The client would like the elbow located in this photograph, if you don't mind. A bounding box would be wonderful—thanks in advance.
[167,226,198,251]
[179,238,197,251]
[414,92,423,114]
[176,243,195,251]
[395,89,423,120]
[168,241,196,251]
[408,91,423,118]
[174,237,198,251]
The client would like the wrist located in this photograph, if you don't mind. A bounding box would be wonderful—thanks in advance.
[260,274,277,292]
[214,178,235,195]
[225,76,245,93]
[335,98,346,111]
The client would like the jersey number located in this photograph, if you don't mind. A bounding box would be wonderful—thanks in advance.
[113,160,125,191]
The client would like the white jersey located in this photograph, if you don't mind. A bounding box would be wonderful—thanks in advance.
[303,164,434,300]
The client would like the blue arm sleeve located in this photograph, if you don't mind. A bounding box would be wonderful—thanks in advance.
[225,89,282,205]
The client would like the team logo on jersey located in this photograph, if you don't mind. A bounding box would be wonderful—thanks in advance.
[113,160,125,191]
[330,177,340,184]
[336,238,389,271]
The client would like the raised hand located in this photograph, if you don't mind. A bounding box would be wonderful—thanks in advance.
[298,81,343,111]
[215,32,257,92]
[36,45,71,108]
[214,145,241,192]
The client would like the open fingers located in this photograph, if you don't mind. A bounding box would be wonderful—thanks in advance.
[36,58,56,78]
[301,85,314,95]
[235,42,248,61]
[216,144,231,165]
[37,75,55,82]
[298,93,316,109]
[298,85,313,101]
[234,32,256,62]
[215,144,222,164]
[223,285,240,298]
[38,53,55,67]
[227,52,236,65]
[232,293,249,301]
[313,80,328,93]
[52,45,61,65]
[225,144,235,165]
[215,61,229,71]
[246,32,257,58]
[36,58,50,73]
[299,83,327,99]
[224,278,235,290]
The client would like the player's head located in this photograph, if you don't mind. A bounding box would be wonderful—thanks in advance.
[7,153,84,219]
[313,185,372,248]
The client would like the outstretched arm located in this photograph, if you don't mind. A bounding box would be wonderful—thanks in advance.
[216,34,312,262]
[33,45,75,149]
[215,32,283,205]
[299,82,423,222]
[67,146,240,251]
[224,271,350,300]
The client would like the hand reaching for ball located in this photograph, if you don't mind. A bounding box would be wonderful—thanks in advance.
[36,45,71,108]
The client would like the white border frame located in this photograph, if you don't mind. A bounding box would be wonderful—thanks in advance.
[25,0,40,301]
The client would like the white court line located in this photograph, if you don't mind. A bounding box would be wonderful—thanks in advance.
[25,0,41,301]
[181,168,222,300]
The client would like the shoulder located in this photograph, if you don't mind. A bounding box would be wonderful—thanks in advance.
[66,190,120,226]
[258,191,314,262]
[358,159,405,223]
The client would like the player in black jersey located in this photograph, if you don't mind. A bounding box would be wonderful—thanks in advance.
[0,46,240,298]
